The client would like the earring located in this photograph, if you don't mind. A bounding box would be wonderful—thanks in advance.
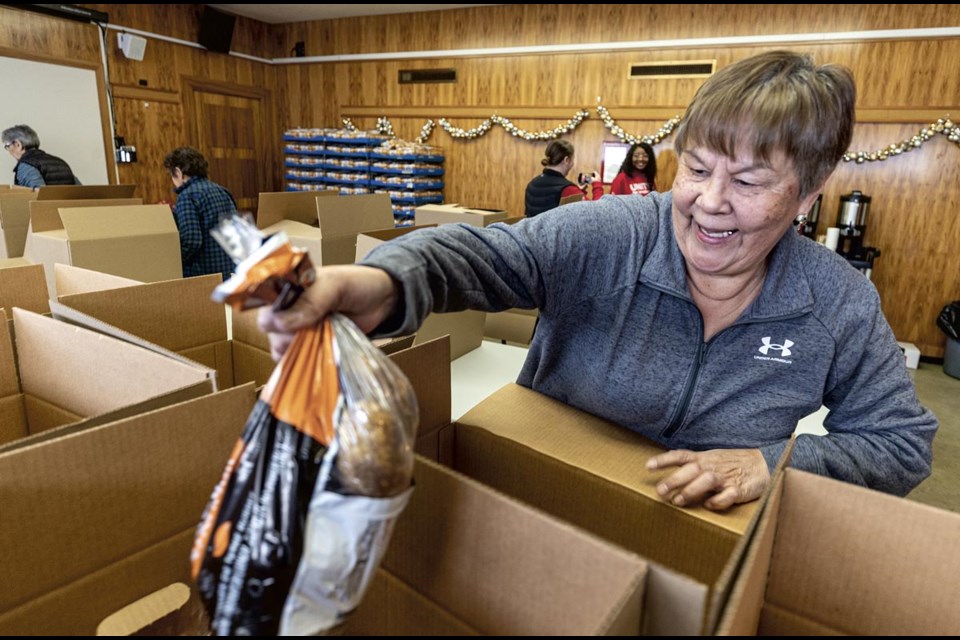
[794,214,808,227]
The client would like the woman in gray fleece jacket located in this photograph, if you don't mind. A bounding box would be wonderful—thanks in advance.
[259,51,936,510]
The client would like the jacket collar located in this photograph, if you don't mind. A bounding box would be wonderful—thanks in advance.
[173,175,201,194]
[640,191,815,320]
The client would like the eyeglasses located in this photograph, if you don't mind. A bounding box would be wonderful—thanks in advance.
[2,143,12,150]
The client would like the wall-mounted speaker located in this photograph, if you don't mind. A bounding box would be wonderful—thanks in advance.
[198,7,236,54]
[117,32,147,61]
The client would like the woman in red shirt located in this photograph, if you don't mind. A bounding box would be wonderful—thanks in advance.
[610,141,658,196]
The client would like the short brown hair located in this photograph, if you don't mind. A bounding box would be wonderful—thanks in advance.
[541,140,575,167]
[163,146,209,178]
[674,51,855,198]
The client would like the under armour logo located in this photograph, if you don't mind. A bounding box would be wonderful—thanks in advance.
[759,337,794,357]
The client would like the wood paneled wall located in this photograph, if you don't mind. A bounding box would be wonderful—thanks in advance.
[2,4,959,355]
[273,5,960,357]
[274,4,959,58]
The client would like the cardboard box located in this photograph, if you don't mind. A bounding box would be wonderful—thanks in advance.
[53,268,271,390]
[0,263,49,318]
[35,183,137,200]
[21,197,143,265]
[447,383,771,635]
[258,191,393,266]
[0,361,647,635]
[23,204,181,297]
[897,340,921,369]
[255,189,337,228]
[718,469,960,635]
[416,309,486,360]
[0,385,258,635]
[414,203,509,228]
[0,307,215,448]
[354,223,436,263]
[484,307,538,345]
[355,223,483,360]
[0,189,38,258]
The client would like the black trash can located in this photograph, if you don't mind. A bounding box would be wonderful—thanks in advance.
[938,301,960,379]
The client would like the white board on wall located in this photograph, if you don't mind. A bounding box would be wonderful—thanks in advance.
[0,56,109,186]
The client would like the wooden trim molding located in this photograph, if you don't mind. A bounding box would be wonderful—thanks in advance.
[342,105,959,125]
[112,85,180,104]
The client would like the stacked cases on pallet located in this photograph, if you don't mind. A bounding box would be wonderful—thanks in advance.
[368,140,445,227]
[284,129,445,227]
[283,128,391,196]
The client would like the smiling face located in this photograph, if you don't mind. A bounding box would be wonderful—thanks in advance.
[671,143,821,282]
[631,147,649,171]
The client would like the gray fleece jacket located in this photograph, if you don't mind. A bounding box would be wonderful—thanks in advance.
[363,191,936,496]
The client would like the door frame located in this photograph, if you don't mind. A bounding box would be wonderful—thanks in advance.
[179,76,277,198]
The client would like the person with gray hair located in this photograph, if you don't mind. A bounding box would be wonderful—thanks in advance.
[2,124,79,189]
[257,51,937,509]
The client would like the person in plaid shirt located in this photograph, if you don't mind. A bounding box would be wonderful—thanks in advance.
[163,146,237,281]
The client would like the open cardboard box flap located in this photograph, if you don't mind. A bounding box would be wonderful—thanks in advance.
[0,262,48,317]
[256,189,336,229]
[36,184,137,200]
[48,301,220,391]
[0,190,38,258]
[0,306,215,449]
[16,306,216,411]
[54,263,141,296]
[450,382,793,635]
[414,203,509,228]
[259,193,394,266]
[718,468,960,636]
[56,274,225,353]
[29,198,143,225]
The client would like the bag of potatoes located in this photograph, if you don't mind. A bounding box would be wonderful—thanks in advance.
[192,215,418,636]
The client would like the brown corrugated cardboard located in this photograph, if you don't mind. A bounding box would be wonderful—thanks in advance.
[35,183,137,200]
[94,455,646,636]
[259,192,393,266]
[0,190,38,258]
[414,203,509,227]
[0,308,215,447]
[29,197,143,221]
[23,204,181,297]
[354,223,481,360]
[256,189,337,228]
[0,385,258,635]
[54,270,423,391]
[484,307,538,345]
[0,359,646,636]
[717,468,960,636]
[0,263,48,318]
[54,263,140,296]
[387,336,452,460]
[354,223,436,262]
[449,383,773,635]
[416,309,486,360]
[53,275,259,390]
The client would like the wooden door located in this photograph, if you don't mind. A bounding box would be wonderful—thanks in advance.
[181,78,274,218]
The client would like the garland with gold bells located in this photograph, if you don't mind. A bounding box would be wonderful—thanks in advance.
[344,110,959,162]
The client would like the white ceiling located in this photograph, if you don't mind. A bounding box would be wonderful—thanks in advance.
[207,4,502,25]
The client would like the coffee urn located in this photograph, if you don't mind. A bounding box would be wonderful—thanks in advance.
[834,190,880,278]
[836,190,871,258]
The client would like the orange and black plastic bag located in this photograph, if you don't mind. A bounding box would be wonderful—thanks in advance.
[192,216,418,635]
